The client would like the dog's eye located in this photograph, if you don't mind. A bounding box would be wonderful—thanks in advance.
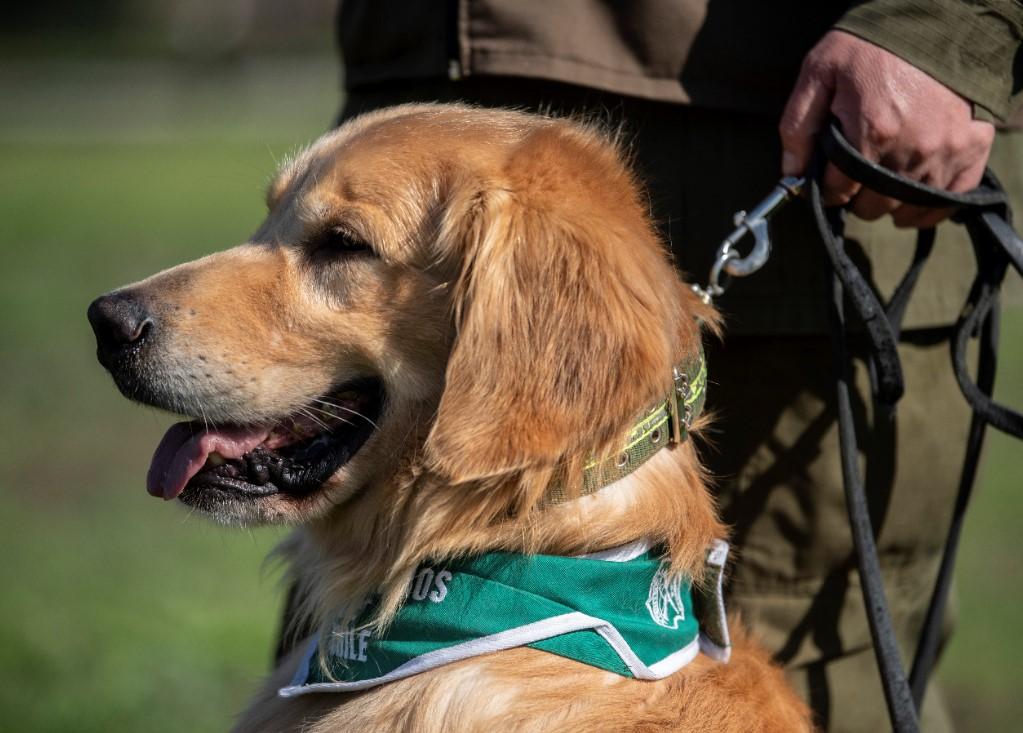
[308,227,374,259]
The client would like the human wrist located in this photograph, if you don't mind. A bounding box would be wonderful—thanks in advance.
[834,0,1023,122]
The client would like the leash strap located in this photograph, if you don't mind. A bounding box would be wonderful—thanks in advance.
[809,174,919,732]
[810,121,1023,732]
[820,122,1023,437]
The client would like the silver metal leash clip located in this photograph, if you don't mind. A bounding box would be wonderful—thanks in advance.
[694,176,805,302]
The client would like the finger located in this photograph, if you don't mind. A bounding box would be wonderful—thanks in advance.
[891,150,986,228]
[823,101,895,209]
[953,120,996,190]
[822,162,861,206]
[946,156,988,194]
[779,60,835,176]
[891,204,951,229]
[850,188,900,221]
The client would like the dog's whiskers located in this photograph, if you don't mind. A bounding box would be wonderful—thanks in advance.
[196,400,211,434]
[268,416,303,439]
[295,407,333,433]
[304,403,356,427]
[311,397,380,430]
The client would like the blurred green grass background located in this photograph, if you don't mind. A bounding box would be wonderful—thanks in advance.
[1,7,339,730]
[1,6,1021,731]
[0,141,300,733]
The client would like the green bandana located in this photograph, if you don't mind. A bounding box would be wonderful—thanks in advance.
[280,540,731,697]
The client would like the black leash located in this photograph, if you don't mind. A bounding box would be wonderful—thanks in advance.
[806,166,919,732]
[696,122,1023,732]
[809,121,1023,731]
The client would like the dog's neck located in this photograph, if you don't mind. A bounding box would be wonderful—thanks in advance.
[282,406,724,641]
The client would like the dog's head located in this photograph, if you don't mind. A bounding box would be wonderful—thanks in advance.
[88,104,714,528]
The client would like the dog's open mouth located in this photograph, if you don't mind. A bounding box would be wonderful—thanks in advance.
[146,378,384,503]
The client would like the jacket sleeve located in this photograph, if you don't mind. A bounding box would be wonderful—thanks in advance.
[834,0,1023,122]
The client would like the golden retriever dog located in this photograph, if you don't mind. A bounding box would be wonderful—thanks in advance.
[88,104,811,732]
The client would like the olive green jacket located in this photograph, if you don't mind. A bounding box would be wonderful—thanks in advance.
[338,0,1023,122]
[335,0,1023,333]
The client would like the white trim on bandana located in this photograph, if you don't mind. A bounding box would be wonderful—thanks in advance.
[280,610,705,697]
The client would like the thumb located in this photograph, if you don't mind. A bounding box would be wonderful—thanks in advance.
[779,61,835,176]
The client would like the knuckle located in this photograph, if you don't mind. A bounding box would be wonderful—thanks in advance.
[862,116,900,148]
[801,53,828,79]
[778,117,803,145]
[914,134,943,159]
[975,122,996,145]
[970,127,996,156]
[957,167,985,191]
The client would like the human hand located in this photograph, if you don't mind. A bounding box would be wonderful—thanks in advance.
[779,30,996,228]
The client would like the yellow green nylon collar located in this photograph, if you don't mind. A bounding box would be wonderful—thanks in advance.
[545,351,707,504]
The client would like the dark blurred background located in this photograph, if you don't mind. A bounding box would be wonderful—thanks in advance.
[0,3,1020,731]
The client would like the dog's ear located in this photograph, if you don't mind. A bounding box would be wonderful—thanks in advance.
[427,124,712,483]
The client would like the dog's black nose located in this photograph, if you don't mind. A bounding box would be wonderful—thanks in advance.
[88,292,153,363]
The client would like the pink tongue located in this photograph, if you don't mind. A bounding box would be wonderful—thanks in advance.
[147,422,271,501]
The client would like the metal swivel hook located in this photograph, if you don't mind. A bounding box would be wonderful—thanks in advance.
[692,176,805,303]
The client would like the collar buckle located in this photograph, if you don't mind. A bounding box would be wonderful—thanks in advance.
[668,366,693,444]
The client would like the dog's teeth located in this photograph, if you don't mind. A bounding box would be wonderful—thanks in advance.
[207,452,227,467]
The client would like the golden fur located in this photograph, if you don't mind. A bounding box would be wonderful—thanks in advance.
[109,104,812,731]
